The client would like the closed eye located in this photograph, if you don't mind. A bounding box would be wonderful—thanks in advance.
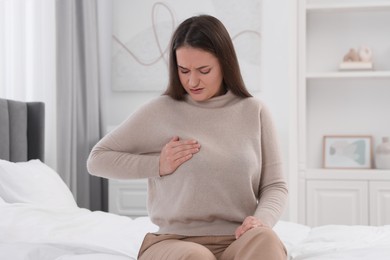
[199,69,211,75]
[179,68,190,74]
[178,65,211,75]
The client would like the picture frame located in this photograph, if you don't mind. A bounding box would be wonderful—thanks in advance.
[323,135,372,169]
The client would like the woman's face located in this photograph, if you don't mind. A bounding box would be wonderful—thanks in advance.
[176,46,224,102]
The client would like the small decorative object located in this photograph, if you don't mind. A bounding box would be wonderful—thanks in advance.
[375,137,390,169]
[323,135,372,169]
[358,46,373,62]
[343,48,360,62]
[339,46,373,70]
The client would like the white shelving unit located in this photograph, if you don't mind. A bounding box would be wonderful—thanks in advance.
[306,0,390,11]
[307,71,390,79]
[298,0,390,226]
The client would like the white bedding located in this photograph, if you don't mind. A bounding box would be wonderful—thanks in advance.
[1,202,390,259]
[1,160,390,259]
[289,225,390,260]
[0,203,158,260]
[0,242,132,260]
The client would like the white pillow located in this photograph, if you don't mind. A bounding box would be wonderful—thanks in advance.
[0,159,77,208]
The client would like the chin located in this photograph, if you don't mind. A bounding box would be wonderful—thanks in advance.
[190,95,207,102]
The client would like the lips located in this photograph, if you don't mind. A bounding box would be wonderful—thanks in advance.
[190,88,204,94]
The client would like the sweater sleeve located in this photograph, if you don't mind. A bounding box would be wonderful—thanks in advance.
[254,104,288,227]
[87,100,167,180]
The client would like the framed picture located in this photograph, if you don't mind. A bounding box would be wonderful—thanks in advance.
[323,135,372,169]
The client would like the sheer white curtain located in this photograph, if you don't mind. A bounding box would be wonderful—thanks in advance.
[0,0,107,210]
[0,0,57,169]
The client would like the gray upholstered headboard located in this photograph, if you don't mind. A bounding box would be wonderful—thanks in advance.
[0,98,45,162]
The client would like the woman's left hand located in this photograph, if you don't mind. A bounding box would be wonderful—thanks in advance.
[235,216,265,239]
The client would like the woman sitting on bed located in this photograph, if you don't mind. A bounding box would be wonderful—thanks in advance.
[87,14,288,260]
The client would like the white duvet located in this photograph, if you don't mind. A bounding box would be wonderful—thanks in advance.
[1,203,390,260]
[289,224,390,260]
[1,160,389,259]
[0,203,158,259]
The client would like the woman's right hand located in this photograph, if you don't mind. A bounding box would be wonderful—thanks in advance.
[159,136,200,176]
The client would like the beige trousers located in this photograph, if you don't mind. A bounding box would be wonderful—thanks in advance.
[138,227,287,260]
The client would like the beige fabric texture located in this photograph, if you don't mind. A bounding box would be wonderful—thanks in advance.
[87,91,288,236]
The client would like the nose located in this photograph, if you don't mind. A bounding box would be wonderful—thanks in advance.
[188,73,199,88]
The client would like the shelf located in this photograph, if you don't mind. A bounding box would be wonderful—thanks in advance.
[307,2,390,12]
[306,71,390,79]
[299,0,390,226]
[306,168,390,180]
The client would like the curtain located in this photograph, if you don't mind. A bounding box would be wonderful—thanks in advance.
[0,0,107,211]
[56,0,107,211]
[0,0,57,169]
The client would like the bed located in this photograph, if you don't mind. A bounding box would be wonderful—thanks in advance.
[1,98,390,260]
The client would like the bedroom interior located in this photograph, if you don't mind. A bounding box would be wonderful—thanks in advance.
[1,0,390,259]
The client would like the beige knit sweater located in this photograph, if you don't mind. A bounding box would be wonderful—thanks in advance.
[87,91,288,236]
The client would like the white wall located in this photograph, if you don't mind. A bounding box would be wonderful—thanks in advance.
[98,0,296,220]
[257,0,296,221]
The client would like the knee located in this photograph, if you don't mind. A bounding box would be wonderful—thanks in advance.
[251,227,278,240]
[183,245,216,260]
[247,227,286,250]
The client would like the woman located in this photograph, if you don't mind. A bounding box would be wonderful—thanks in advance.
[87,15,288,260]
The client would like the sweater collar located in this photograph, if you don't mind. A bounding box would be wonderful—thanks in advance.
[184,90,238,109]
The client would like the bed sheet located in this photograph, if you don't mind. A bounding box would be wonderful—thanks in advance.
[290,224,390,260]
[0,202,310,259]
[292,246,390,260]
[0,203,158,259]
[1,202,390,260]
[0,242,134,260]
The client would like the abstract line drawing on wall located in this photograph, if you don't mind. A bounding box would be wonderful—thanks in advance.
[112,0,262,91]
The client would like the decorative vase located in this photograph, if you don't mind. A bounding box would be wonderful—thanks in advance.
[375,137,390,169]
[358,46,373,62]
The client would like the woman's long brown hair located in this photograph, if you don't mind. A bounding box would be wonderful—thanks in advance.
[164,15,252,100]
